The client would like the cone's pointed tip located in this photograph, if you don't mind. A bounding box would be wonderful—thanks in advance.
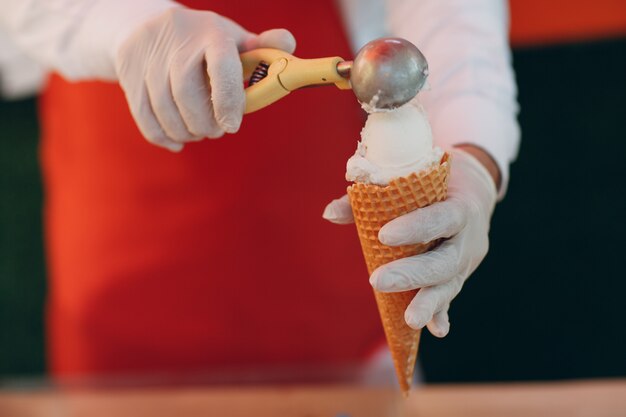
[396,369,413,396]
[399,377,412,398]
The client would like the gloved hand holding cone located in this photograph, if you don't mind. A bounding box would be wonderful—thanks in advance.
[323,40,450,394]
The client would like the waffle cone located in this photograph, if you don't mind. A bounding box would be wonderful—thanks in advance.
[347,153,450,394]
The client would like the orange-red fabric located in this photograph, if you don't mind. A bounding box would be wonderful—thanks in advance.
[510,0,626,46]
[41,1,383,377]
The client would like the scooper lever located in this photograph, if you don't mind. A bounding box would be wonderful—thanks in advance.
[240,49,351,114]
[240,37,429,113]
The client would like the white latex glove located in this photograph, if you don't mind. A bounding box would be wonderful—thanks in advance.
[115,8,296,151]
[323,148,497,337]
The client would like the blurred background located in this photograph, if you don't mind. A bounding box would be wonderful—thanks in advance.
[1,2,625,383]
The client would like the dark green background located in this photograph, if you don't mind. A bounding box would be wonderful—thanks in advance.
[1,38,625,381]
[0,96,46,377]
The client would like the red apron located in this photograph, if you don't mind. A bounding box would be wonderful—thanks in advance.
[40,1,381,376]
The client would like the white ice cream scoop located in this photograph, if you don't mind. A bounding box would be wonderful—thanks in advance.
[240,37,428,113]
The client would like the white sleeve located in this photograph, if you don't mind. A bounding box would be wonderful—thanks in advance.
[0,0,180,82]
[0,25,46,98]
[339,0,520,198]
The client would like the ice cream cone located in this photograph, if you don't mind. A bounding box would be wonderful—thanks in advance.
[347,153,450,395]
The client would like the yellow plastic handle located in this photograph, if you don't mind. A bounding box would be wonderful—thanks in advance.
[240,49,290,113]
[278,56,350,91]
[240,48,351,114]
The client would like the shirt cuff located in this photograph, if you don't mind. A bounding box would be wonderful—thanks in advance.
[429,94,520,200]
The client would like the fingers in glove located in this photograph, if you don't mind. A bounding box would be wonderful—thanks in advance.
[322,195,354,224]
[378,199,467,246]
[170,50,225,139]
[370,238,462,292]
[426,308,450,338]
[379,198,467,246]
[129,84,183,152]
[145,66,201,143]
[404,277,463,330]
[205,36,245,133]
[242,28,297,53]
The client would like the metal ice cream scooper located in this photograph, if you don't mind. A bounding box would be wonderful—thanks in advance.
[344,37,429,109]
[240,37,428,113]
